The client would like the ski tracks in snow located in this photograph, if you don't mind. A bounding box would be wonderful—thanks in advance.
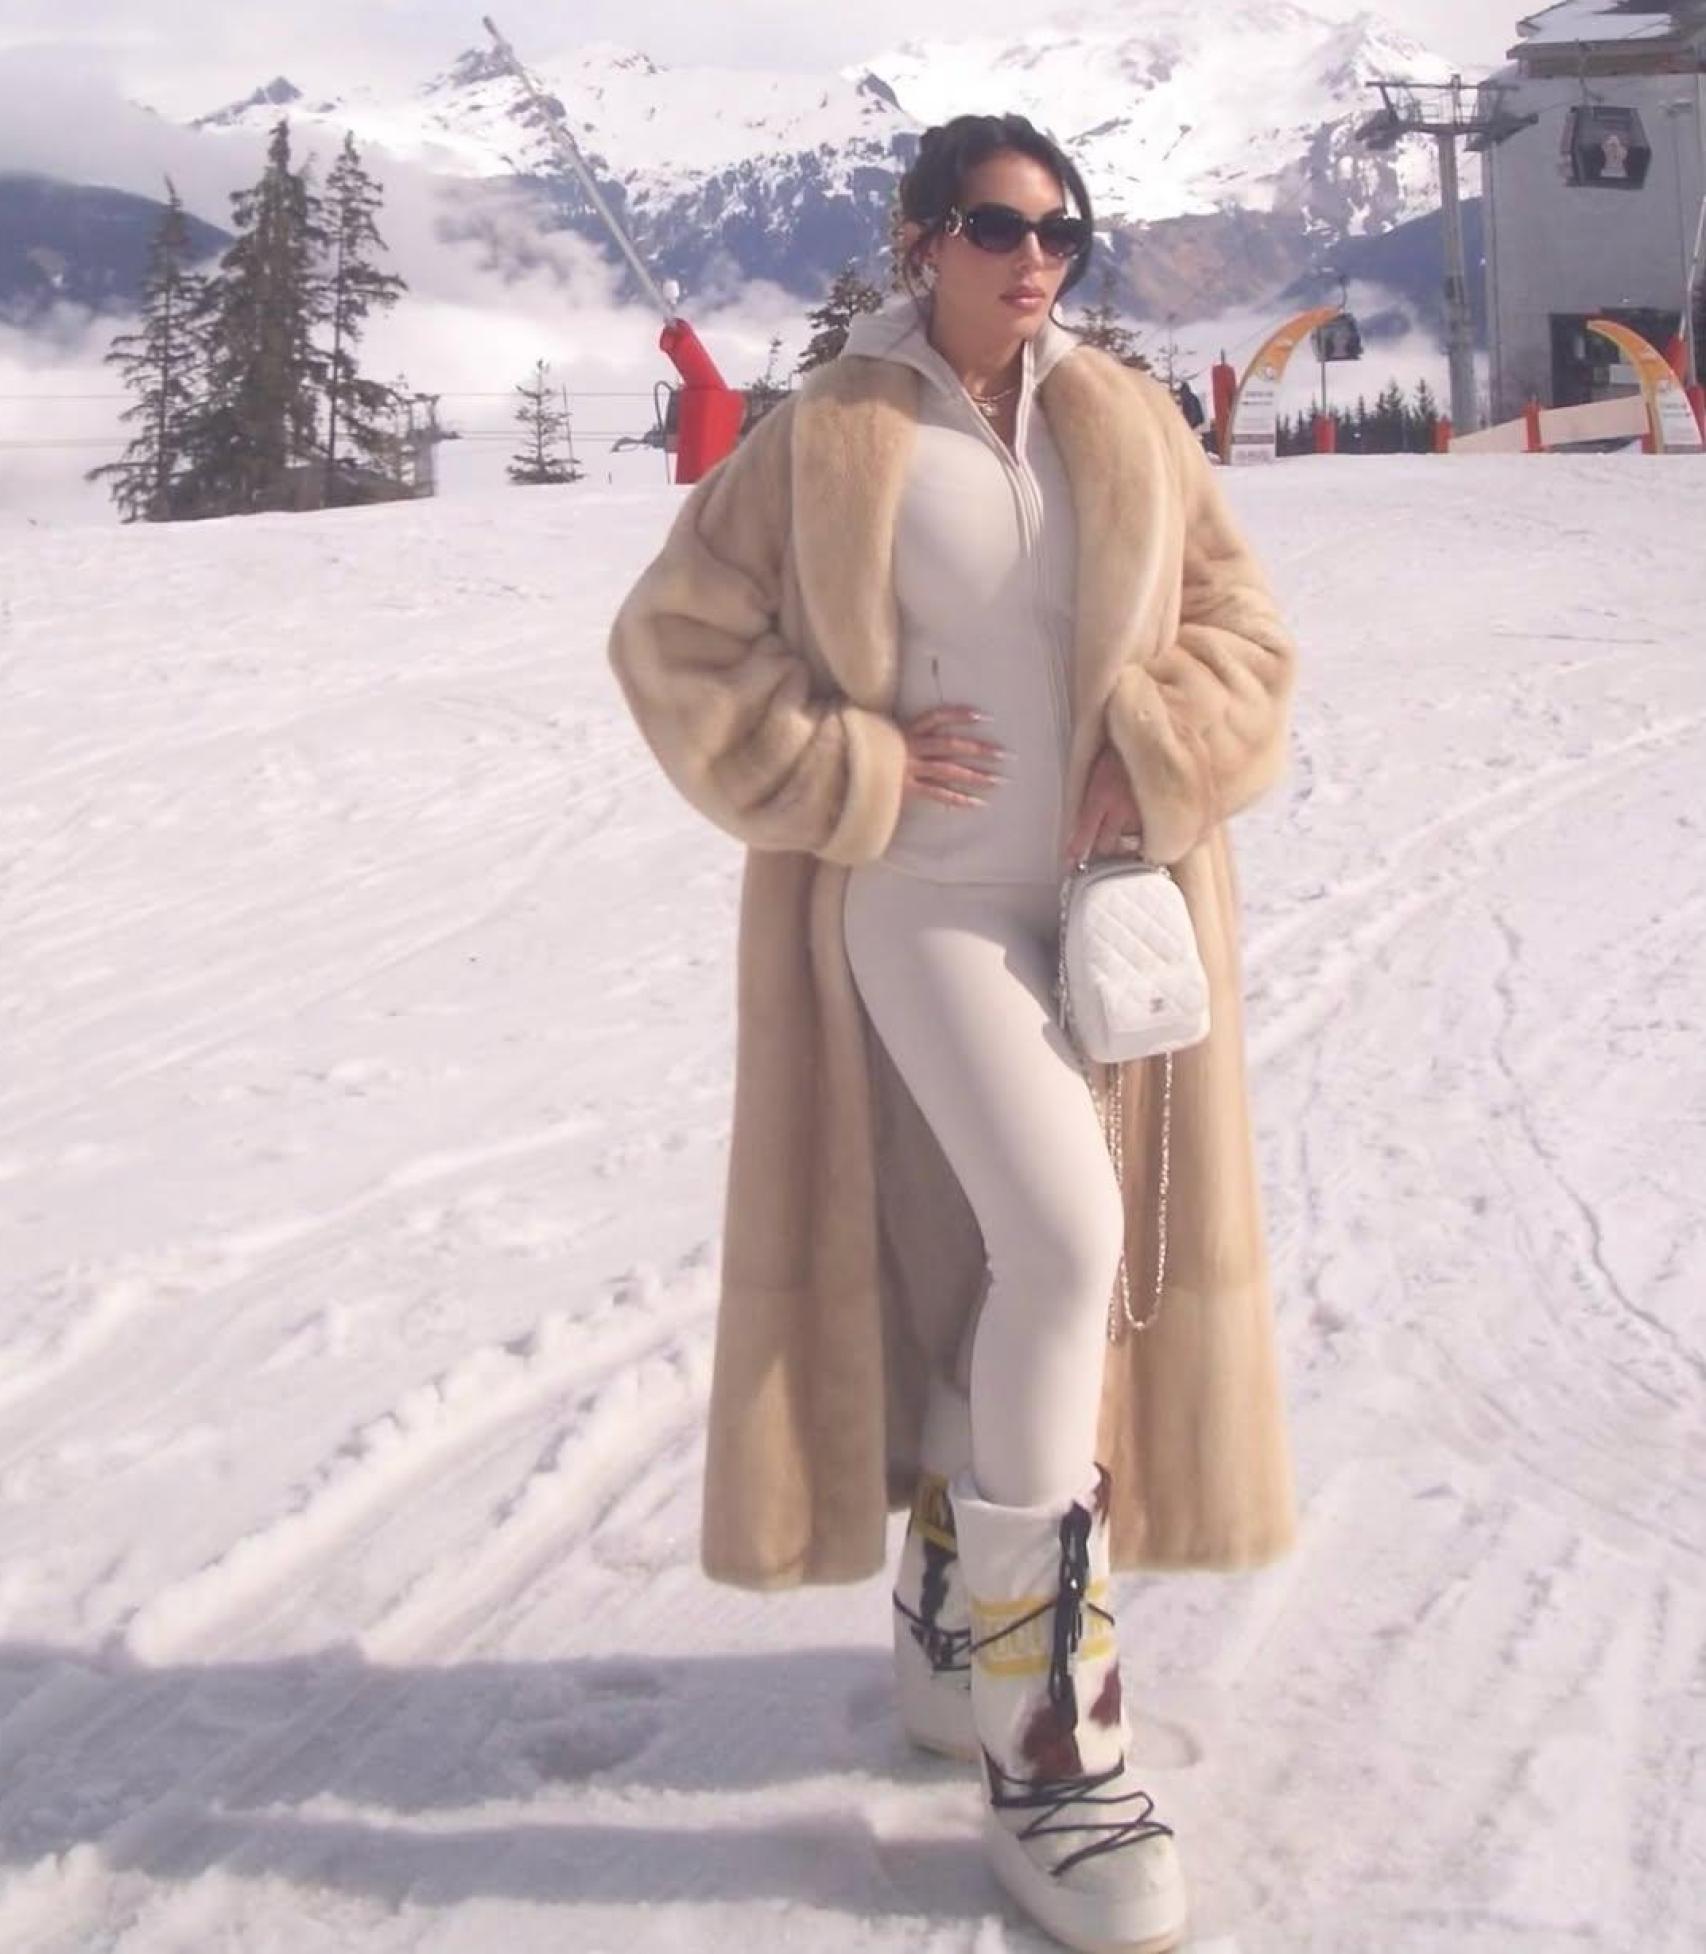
[4,468,1706,1950]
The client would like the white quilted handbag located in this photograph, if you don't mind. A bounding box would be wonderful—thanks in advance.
[1055,856,1211,1340]
[1057,858,1210,1063]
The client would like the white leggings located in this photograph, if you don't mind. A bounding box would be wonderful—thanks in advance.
[842,862,1124,1510]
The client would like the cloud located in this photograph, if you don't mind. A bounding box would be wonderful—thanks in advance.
[0,0,1514,123]
[0,45,261,214]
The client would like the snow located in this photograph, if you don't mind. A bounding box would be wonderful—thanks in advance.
[849,0,1456,225]
[189,38,911,203]
[2,452,1705,1950]
[171,3,1465,229]
[1515,1,1688,48]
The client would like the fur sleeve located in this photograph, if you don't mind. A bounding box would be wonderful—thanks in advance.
[1103,380,1297,865]
[607,399,909,865]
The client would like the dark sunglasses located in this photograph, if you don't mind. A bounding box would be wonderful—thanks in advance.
[943,202,1090,261]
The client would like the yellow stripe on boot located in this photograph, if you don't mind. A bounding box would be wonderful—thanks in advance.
[968,1579,1115,1677]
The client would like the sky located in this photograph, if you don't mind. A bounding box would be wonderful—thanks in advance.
[1,1,1520,115]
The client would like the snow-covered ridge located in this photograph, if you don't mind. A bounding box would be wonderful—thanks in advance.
[188,37,911,201]
[177,1,1468,229]
[851,0,1458,226]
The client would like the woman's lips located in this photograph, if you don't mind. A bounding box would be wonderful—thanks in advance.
[1003,290,1045,309]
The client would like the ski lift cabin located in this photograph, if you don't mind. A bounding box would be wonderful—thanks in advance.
[1311,314,1365,363]
[1479,1,1706,421]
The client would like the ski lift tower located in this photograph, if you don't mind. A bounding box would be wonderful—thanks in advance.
[1356,76,1538,434]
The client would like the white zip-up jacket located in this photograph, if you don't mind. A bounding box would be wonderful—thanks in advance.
[839,292,1085,883]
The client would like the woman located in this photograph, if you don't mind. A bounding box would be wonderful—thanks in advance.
[608,113,1299,1954]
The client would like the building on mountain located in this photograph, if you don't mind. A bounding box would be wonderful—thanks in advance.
[1478,1,1706,421]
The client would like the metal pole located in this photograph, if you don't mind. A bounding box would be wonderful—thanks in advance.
[1436,123,1478,432]
[1687,74,1706,390]
[1482,122,1503,422]
[1663,100,1697,387]
[482,15,680,325]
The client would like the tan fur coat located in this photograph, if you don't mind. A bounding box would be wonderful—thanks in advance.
[607,339,1300,1588]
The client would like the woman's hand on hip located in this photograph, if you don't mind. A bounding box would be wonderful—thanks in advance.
[901,705,1007,810]
[1065,745,1144,866]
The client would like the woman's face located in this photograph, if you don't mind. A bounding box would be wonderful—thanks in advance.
[905,149,1077,339]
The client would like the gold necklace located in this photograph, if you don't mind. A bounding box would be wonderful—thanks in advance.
[965,377,1019,421]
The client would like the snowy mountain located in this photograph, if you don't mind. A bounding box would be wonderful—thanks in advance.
[854,0,1453,234]
[161,3,1468,317]
[0,172,230,327]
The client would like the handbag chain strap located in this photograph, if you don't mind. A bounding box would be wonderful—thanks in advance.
[1056,864,1174,1343]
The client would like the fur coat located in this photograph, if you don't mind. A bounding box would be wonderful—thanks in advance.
[607,336,1300,1589]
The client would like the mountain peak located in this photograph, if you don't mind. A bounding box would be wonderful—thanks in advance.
[427,38,662,92]
[191,76,312,132]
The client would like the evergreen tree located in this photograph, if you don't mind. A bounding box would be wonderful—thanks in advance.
[508,358,583,486]
[796,262,884,373]
[1072,266,1152,371]
[186,118,331,515]
[1412,378,1441,453]
[742,332,791,428]
[1372,380,1407,453]
[317,132,409,503]
[85,179,213,521]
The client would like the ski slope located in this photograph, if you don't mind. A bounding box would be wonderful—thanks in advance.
[1,452,1703,1953]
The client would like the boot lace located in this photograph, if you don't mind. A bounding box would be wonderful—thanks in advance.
[968,1502,1174,1879]
[893,1529,972,1676]
[893,1591,972,1674]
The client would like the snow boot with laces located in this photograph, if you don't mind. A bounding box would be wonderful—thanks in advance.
[892,1373,977,1759]
[949,1460,1188,1954]
[891,1466,977,1759]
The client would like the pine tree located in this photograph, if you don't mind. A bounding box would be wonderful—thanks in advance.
[1372,380,1408,453]
[796,263,884,373]
[185,117,331,515]
[85,178,213,521]
[317,132,409,503]
[508,358,583,486]
[1073,266,1152,371]
[742,332,791,428]
[1412,378,1441,453]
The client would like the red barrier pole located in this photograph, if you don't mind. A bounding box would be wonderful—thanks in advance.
[1689,384,1706,440]
[1524,398,1543,453]
[1313,413,1337,454]
[1211,356,1237,463]
[1435,416,1453,453]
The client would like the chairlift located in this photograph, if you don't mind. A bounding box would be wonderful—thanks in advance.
[1563,105,1653,190]
[1312,314,1364,363]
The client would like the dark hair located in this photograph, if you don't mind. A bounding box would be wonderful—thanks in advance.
[891,113,1097,325]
